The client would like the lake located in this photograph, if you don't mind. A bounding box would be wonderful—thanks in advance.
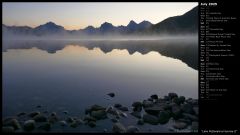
[2,38,198,132]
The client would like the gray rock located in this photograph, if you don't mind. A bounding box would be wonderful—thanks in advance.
[2,126,15,133]
[150,94,158,99]
[107,93,115,97]
[173,96,185,105]
[126,126,140,133]
[106,107,119,116]
[75,118,84,125]
[17,112,26,117]
[83,115,96,122]
[38,122,51,131]
[112,123,126,133]
[48,115,58,124]
[119,111,128,118]
[171,105,182,119]
[59,121,67,126]
[158,111,171,124]
[143,114,159,125]
[89,104,106,112]
[181,103,194,114]
[90,110,107,120]
[132,101,142,108]
[168,93,178,99]
[88,121,96,128]
[173,121,187,129]
[3,118,21,130]
[70,121,78,128]
[23,120,36,131]
[137,119,144,125]
[114,103,122,108]
[66,117,74,123]
[118,106,128,112]
[144,106,164,115]
[111,118,119,123]
[36,105,42,108]
[33,114,47,122]
[182,113,198,121]
[28,111,41,118]
[193,107,199,115]
[130,111,142,119]
[142,100,154,108]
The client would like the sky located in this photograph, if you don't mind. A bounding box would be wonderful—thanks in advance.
[3,2,198,30]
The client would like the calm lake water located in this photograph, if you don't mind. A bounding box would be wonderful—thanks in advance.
[2,38,198,132]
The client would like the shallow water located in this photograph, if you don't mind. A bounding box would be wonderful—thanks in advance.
[2,39,198,132]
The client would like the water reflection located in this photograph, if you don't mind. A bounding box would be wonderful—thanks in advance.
[3,39,198,70]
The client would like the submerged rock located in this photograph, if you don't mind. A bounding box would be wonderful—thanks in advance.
[70,121,78,128]
[132,101,142,108]
[33,114,47,122]
[28,111,41,118]
[111,118,119,123]
[143,114,159,125]
[158,111,171,124]
[126,126,140,133]
[66,117,74,123]
[83,115,96,122]
[3,118,21,130]
[173,121,187,129]
[130,111,142,119]
[142,100,154,108]
[59,121,67,127]
[38,122,51,131]
[17,112,26,117]
[88,121,96,128]
[137,119,144,125]
[114,103,122,108]
[118,106,129,112]
[144,106,164,115]
[112,123,126,133]
[2,126,15,133]
[23,120,36,131]
[90,110,107,120]
[107,93,115,97]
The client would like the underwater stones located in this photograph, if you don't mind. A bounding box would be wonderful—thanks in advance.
[130,111,142,119]
[132,101,142,108]
[118,106,129,112]
[142,100,154,108]
[137,119,144,125]
[38,122,51,131]
[23,120,36,131]
[70,121,78,128]
[17,112,26,117]
[89,104,106,112]
[90,110,107,120]
[83,115,96,122]
[66,117,74,123]
[114,103,122,108]
[63,111,68,115]
[107,93,115,97]
[143,114,159,125]
[59,121,67,127]
[181,103,194,114]
[3,118,21,130]
[33,114,47,122]
[158,111,171,124]
[28,111,41,118]
[2,126,15,133]
[126,126,140,133]
[88,121,96,128]
[111,118,119,123]
[173,121,187,129]
[144,106,164,115]
[112,123,126,133]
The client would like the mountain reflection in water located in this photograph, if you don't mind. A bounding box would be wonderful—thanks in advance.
[3,39,198,70]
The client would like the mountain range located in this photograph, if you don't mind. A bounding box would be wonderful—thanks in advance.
[3,6,198,37]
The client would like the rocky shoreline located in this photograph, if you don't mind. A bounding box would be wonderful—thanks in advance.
[2,93,198,133]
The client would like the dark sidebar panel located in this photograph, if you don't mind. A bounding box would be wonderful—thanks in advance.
[199,0,239,133]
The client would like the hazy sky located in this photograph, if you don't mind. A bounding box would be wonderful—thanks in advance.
[3,2,198,30]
